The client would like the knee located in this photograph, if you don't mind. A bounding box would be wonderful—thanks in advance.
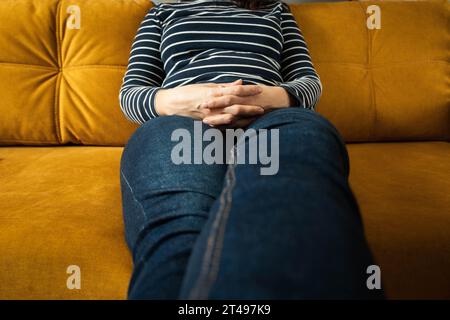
[125,116,194,153]
[249,108,349,175]
[251,108,344,146]
[121,115,195,175]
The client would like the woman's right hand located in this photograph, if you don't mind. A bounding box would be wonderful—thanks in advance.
[154,79,264,121]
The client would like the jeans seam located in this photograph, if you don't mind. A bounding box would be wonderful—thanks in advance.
[206,159,236,296]
[188,146,237,299]
[120,170,148,221]
[120,169,156,295]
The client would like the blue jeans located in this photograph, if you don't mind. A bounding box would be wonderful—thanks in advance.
[120,108,383,299]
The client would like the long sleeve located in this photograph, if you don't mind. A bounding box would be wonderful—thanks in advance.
[278,4,322,110]
[119,7,165,124]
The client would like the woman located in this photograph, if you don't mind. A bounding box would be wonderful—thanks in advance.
[119,0,383,299]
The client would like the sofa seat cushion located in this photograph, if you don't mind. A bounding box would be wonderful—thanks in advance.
[0,146,132,299]
[348,141,450,299]
[0,142,449,299]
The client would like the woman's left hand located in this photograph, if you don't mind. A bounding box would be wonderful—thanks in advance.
[200,85,293,127]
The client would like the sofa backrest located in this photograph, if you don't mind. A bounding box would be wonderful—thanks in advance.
[0,0,448,145]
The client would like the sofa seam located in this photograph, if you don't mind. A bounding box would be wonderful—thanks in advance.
[0,61,445,73]
[0,139,60,144]
[0,62,58,71]
[54,73,62,144]
[63,65,127,71]
[54,0,63,144]
[369,24,378,142]
[314,60,449,68]
[359,1,377,141]
[0,62,130,70]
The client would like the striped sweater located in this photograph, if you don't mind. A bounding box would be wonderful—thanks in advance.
[119,0,322,124]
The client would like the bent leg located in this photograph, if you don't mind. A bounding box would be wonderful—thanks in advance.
[120,116,227,299]
[180,108,384,299]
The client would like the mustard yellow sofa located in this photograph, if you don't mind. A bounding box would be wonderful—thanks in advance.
[0,0,449,299]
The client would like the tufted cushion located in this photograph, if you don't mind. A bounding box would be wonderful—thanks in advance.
[0,0,151,146]
[293,1,449,142]
[0,0,60,144]
[58,0,150,145]
[0,0,448,145]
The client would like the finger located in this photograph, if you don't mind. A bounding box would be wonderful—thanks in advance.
[202,95,242,110]
[198,106,228,117]
[218,84,262,97]
[203,113,235,126]
[200,107,225,117]
[201,105,261,117]
[222,104,265,117]
[177,109,205,120]
[201,85,261,106]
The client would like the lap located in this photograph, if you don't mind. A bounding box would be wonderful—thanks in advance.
[121,108,349,189]
[121,115,228,198]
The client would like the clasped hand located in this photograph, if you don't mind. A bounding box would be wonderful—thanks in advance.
[155,79,291,128]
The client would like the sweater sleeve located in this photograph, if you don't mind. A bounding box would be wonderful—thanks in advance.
[278,4,322,110]
[119,6,165,124]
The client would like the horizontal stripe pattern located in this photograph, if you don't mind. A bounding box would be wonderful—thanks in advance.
[120,0,322,124]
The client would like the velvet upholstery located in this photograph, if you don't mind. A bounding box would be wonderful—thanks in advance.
[0,0,448,299]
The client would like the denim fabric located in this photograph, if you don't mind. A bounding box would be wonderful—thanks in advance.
[120,108,384,299]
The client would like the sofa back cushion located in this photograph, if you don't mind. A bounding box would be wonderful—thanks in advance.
[0,0,448,145]
[0,0,150,146]
[295,1,449,142]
